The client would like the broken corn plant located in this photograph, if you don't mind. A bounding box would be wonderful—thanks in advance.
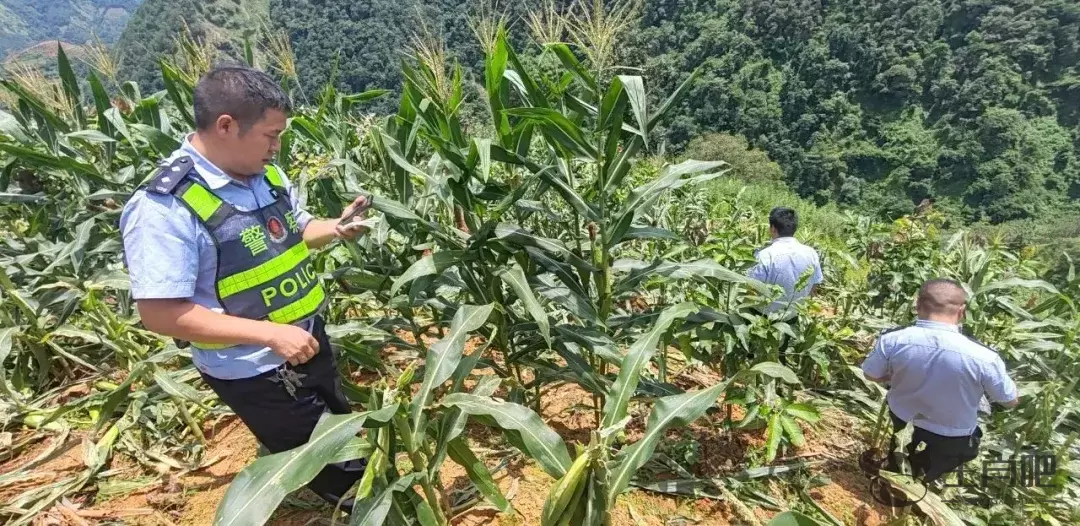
[445,302,775,525]
[213,304,547,525]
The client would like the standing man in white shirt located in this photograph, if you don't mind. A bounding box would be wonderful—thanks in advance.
[861,278,1019,484]
[748,207,824,312]
[747,207,824,365]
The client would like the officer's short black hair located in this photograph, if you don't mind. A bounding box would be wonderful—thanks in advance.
[917,278,967,314]
[769,207,798,237]
[193,65,291,133]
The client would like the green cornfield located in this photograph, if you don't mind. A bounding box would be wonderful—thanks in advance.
[1,12,1079,526]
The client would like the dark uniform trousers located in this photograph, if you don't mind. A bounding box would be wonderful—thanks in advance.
[886,409,983,484]
[199,316,365,508]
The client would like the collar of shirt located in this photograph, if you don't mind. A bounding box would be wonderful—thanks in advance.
[915,319,960,332]
[178,134,261,190]
[772,236,799,245]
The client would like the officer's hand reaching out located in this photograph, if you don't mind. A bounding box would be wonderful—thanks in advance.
[264,323,320,365]
[335,195,372,240]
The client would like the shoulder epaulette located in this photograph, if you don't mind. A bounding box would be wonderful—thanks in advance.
[145,156,194,195]
[879,326,905,336]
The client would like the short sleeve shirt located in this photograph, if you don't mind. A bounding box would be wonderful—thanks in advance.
[861,319,1018,437]
[119,136,314,380]
[747,237,824,312]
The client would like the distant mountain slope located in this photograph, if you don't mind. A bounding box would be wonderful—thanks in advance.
[0,0,142,59]
[114,0,269,91]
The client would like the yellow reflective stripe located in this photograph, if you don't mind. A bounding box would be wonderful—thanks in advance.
[180,183,222,221]
[268,284,325,324]
[217,243,310,298]
[265,164,284,188]
[191,341,231,350]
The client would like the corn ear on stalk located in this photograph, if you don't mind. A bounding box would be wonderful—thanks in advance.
[541,448,592,526]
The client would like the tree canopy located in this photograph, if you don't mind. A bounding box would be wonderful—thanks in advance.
[110,0,1080,224]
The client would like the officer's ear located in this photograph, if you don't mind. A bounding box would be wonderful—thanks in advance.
[214,114,241,137]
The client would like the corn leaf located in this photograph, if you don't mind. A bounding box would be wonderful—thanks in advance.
[497,263,550,344]
[610,160,729,246]
[976,278,1059,297]
[607,377,737,500]
[527,247,591,302]
[430,375,500,479]
[0,143,101,179]
[441,393,572,479]
[152,369,205,405]
[130,123,181,158]
[160,61,195,129]
[409,303,493,446]
[0,326,18,400]
[371,195,421,222]
[214,406,397,526]
[618,76,647,148]
[349,472,421,526]
[0,79,69,133]
[390,251,463,297]
[329,438,374,464]
[600,78,628,180]
[603,135,643,193]
[549,44,598,95]
[504,42,549,109]
[495,223,596,272]
[550,338,609,396]
[553,326,622,365]
[447,437,512,513]
[535,274,600,327]
[0,110,28,143]
[602,302,698,428]
[540,168,600,221]
[505,108,597,161]
[399,487,440,526]
[622,226,680,241]
[56,43,86,129]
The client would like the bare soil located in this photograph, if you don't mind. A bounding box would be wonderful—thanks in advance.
[3,340,899,525]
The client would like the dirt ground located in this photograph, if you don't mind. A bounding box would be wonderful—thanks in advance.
[2,340,901,526]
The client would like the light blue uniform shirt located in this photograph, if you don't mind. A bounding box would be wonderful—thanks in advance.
[747,237,824,312]
[120,136,314,380]
[862,319,1018,437]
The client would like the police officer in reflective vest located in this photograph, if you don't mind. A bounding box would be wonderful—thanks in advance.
[120,66,370,511]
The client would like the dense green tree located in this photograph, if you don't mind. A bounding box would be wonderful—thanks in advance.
[114,0,266,91]
[107,0,1080,223]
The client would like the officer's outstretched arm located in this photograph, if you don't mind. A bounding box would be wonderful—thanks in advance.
[137,298,320,366]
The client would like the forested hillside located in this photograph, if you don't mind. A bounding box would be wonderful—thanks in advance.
[0,0,142,60]
[113,0,267,90]
[627,0,1080,224]
[107,0,1080,224]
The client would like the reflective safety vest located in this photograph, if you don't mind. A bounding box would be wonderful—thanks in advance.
[140,155,328,348]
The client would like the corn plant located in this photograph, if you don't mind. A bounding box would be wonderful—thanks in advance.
[213,303,541,525]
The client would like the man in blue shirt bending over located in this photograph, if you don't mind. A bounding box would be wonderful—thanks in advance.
[120,65,371,512]
[862,278,1019,484]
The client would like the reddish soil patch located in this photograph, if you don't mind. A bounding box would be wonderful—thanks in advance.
[4,332,896,526]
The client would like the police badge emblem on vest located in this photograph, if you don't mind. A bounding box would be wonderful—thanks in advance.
[267,216,287,243]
